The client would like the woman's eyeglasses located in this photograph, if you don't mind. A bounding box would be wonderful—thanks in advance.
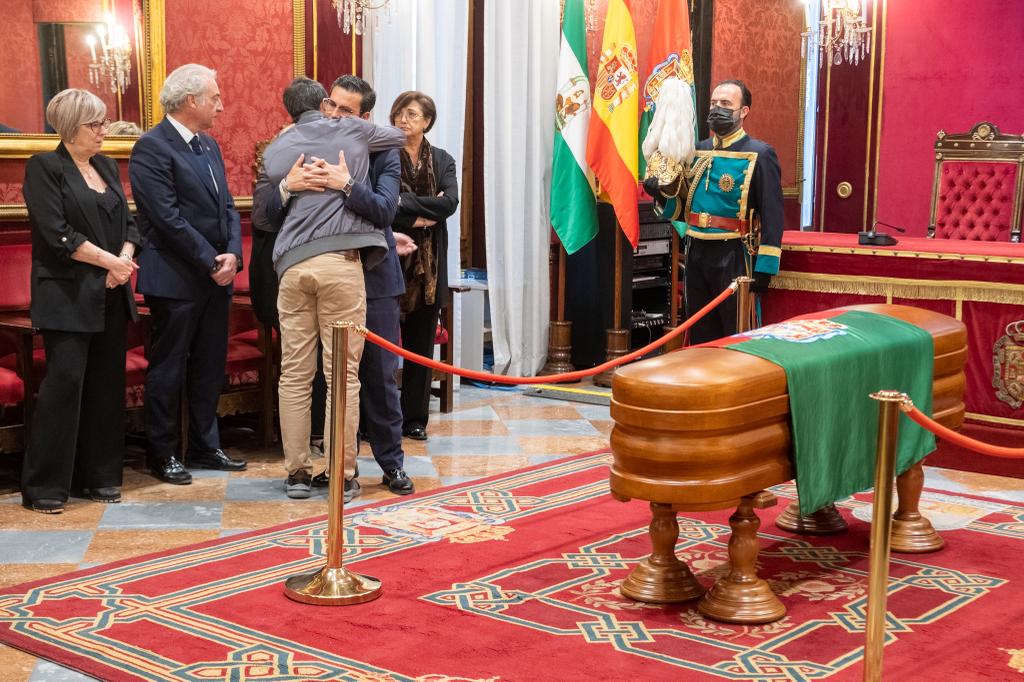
[395,110,425,122]
[84,119,112,133]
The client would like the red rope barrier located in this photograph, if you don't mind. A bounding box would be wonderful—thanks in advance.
[903,404,1024,459]
[362,283,737,386]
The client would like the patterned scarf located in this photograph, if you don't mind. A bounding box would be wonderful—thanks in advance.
[398,139,438,313]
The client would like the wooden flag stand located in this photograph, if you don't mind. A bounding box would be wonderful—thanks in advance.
[540,245,578,379]
[594,230,629,388]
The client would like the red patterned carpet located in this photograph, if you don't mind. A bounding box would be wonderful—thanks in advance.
[1,452,1022,681]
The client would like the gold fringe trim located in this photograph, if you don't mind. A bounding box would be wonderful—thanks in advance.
[773,271,1024,306]
[964,412,1024,428]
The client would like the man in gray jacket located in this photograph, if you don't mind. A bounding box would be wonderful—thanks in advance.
[261,78,404,502]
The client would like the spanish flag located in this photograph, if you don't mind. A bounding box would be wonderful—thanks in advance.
[585,0,640,248]
[639,0,696,179]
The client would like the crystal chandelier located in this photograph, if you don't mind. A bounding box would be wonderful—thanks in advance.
[332,0,393,35]
[85,13,132,94]
[802,0,872,66]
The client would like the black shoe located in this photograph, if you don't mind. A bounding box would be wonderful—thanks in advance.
[286,470,312,499]
[403,426,428,441]
[383,468,414,495]
[148,457,193,485]
[23,498,65,514]
[311,472,329,488]
[83,486,121,503]
[189,449,247,471]
[344,477,361,503]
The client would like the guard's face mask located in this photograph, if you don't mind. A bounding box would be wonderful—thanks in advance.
[707,106,741,136]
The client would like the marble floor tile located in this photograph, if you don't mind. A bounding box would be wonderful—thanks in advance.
[121,475,228,502]
[440,476,482,487]
[29,660,92,682]
[221,501,328,529]
[516,435,610,456]
[0,500,106,531]
[589,420,614,436]
[0,563,80,589]
[232,459,288,479]
[424,435,523,456]
[0,644,36,682]
[1,531,93,564]
[82,530,223,564]
[432,405,500,421]
[502,419,602,437]
[492,403,583,420]
[431,455,532,477]
[423,420,510,437]
[924,466,1024,503]
[98,502,223,529]
[572,403,614,420]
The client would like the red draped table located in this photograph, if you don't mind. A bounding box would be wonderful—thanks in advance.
[766,231,1024,429]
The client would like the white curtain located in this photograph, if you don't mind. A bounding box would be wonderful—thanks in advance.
[483,1,559,376]
[366,1,469,367]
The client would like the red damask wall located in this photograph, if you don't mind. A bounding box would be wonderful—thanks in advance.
[165,0,295,196]
[711,0,803,190]
[0,2,44,133]
[875,0,1024,236]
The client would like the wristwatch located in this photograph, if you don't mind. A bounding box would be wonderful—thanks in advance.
[341,177,354,196]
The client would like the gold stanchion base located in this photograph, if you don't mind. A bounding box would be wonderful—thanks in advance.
[620,558,706,604]
[775,502,849,535]
[284,567,383,606]
[698,578,786,624]
[891,513,944,553]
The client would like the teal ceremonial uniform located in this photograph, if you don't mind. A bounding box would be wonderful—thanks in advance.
[653,127,784,343]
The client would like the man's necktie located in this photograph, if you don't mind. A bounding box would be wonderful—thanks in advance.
[189,136,218,193]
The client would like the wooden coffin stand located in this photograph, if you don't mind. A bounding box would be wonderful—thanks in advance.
[609,304,967,624]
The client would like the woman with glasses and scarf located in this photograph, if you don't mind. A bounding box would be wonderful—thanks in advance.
[20,89,140,513]
[389,91,458,442]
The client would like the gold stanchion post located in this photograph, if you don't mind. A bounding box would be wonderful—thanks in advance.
[862,390,905,681]
[734,276,755,333]
[284,322,382,605]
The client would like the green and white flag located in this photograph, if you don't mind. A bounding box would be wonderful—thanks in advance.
[550,0,598,255]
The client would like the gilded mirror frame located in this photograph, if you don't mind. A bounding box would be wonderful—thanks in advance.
[0,0,166,161]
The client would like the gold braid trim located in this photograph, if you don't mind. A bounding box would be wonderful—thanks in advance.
[772,271,1024,306]
[328,320,370,336]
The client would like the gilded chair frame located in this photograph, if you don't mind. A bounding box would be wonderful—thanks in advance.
[928,121,1024,243]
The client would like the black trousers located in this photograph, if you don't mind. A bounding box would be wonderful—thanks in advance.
[359,295,404,471]
[685,238,747,345]
[399,300,440,430]
[143,289,229,462]
[22,292,127,502]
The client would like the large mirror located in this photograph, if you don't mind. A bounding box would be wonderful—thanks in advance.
[0,0,164,159]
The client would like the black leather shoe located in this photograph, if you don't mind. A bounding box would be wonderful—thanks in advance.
[84,486,121,503]
[189,449,247,471]
[403,427,428,441]
[383,468,415,495]
[149,457,193,485]
[23,498,64,514]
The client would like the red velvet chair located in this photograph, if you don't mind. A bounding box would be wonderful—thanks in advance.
[928,121,1024,243]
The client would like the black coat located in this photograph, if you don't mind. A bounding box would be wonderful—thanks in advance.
[392,145,459,308]
[23,144,140,332]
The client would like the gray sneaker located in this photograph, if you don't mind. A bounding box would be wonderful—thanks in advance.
[343,477,361,503]
[286,470,312,499]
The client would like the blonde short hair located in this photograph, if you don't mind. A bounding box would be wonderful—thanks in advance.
[46,89,106,143]
[107,120,142,136]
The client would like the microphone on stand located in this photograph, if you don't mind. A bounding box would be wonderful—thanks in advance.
[858,219,905,246]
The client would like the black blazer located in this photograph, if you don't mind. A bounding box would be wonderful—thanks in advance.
[393,145,459,307]
[23,144,140,332]
[129,117,243,300]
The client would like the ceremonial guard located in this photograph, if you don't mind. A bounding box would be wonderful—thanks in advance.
[644,79,784,344]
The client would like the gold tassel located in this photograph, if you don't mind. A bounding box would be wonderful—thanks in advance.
[773,271,1024,306]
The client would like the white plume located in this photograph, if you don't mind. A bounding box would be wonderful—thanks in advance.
[641,77,696,166]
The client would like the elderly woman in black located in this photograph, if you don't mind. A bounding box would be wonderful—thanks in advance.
[390,91,459,441]
[20,88,140,513]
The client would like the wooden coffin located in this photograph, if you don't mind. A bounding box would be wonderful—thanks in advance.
[610,304,967,511]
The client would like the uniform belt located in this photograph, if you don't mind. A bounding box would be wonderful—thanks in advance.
[339,249,360,262]
[687,212,749,236]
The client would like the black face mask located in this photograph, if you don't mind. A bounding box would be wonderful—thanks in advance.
[707,105,741,136]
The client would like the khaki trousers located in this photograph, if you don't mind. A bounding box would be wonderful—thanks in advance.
[277,251,365,479]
